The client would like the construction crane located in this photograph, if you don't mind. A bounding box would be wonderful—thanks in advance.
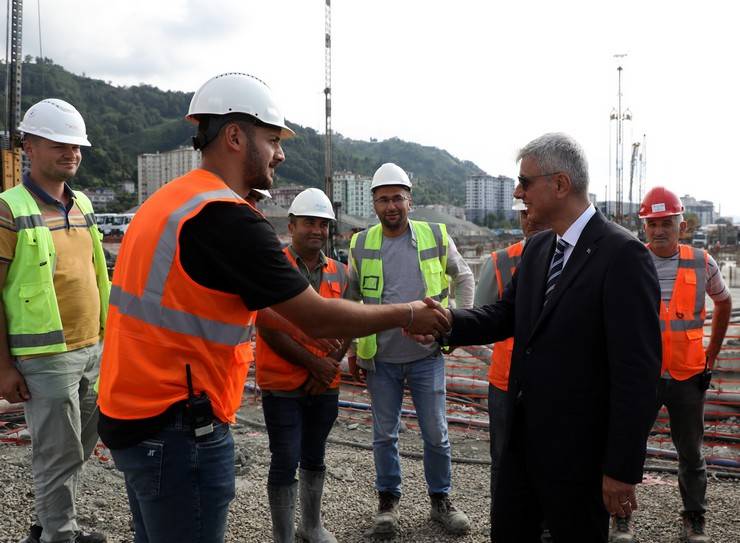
[1,0,23,191]
[323,0,337,257]
[638,134,647,207]
[628,141,640,229]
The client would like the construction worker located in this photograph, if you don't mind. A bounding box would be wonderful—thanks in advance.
[473,198,548,523]
[347,163,474,539]
[0,99,108,543]
[95,73,449,543]
[246,188,271,206]
[610,187,732,543]
[255,187,349,543]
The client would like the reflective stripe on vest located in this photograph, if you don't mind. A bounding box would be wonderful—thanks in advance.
[350,220,448,362]
[488,241,523,391]
[109,188,255,346]
[658,244,708,381]
[99,169,259,423]
[256,248,348,391]
[0,184,110,356]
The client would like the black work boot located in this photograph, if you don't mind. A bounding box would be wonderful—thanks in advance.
[682,511,711,543]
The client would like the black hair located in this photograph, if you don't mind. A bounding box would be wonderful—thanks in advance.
[192,113,261,151]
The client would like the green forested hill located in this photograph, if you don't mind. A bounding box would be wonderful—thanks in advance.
[1,59,484,205]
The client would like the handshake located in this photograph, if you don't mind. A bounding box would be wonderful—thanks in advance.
[403,297,452,344]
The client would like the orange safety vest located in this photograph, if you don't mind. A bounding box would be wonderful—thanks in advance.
[488,240,524,391]
[98,169,259,423]
[657,244,709,381]
[255,248,348,391]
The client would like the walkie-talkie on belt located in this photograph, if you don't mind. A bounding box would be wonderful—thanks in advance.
[185,364,214,438]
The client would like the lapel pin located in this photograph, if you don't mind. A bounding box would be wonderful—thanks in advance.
[586,248,591,255]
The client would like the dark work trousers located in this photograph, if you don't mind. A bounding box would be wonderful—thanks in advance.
[491,401,609,543]
[654,374,707,513]
[262,392,339,486]
[488,384,509,510]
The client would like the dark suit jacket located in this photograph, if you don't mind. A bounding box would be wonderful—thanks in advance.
[450,210,661,485]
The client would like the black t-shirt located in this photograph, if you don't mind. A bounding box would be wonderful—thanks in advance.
[98,202,309,449]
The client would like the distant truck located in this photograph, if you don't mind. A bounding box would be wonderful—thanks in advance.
[692,230,707,248]
[95,213,134,237]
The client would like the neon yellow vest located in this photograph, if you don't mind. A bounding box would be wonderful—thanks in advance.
[350,220,449,362]
[0,184,110,356]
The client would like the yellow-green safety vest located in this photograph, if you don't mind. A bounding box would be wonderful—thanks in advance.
[0,184,110,356]
[349,220,449,362]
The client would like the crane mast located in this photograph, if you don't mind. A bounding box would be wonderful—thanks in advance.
[323,0,336,256]
[2,0,23,191]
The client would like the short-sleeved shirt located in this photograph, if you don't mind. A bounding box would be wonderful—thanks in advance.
[0,176,101,356]
[650,250,730,303]
[98,201,310,448]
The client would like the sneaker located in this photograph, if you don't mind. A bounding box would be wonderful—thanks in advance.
[18,524,107,543]
[609,515,635,543]
[429,493,471,535]
[682,512,711,543]
[371,491,401,537]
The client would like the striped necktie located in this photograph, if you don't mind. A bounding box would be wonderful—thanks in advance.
[544,238,569,304]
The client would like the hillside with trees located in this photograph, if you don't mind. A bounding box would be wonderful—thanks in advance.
[0,59,484,206]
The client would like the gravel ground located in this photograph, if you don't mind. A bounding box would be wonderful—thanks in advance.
[2,405,739,543]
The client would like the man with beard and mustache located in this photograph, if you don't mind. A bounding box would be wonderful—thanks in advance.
[347,163,474,539]
[0,99,108,543]
[256,187,350,543]
[96,74,450,543]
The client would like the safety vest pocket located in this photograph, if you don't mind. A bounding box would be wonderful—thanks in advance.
[686,328,704,342]
[18,282,56,330]
[421,258,444,295]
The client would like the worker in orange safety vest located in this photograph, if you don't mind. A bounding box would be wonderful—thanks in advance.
[96,73,450,543]
[473,197,549,535]
[609,187,731,543]
[256,187,350,543]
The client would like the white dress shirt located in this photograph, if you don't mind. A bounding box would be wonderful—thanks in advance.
[558,204,596,268]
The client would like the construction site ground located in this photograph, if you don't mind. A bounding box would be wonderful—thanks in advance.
[1,394,739,543]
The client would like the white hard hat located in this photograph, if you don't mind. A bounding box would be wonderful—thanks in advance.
[512,198,527,211]
[18,99,91,146]
[288,188,335,220]
[371,163,412,191]
[186,72,295,139]
[253,189,271,199]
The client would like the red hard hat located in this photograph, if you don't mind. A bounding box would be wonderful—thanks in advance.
[638,187,684,219]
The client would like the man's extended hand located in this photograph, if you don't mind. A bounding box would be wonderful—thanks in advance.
[602,474,637,518]
[405,297,452,343]
[0,364,30,403]
[404,297,451,337]
[307,356,340,388]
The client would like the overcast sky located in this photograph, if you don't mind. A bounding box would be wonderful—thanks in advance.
[8,0,740,217]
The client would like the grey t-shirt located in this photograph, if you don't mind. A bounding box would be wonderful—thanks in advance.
[650,250,730,303]
[375,228,439,363]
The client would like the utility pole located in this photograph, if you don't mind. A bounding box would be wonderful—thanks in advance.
[2,0,23,190]
[611,54,631,225]
[323,0,336,257]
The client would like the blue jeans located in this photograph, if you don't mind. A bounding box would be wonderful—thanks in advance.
[262,392,339,486]
[366,354,451,496]
[111,411,235,543]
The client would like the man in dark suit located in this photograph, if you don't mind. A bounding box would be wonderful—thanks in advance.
[435,133,661,542]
